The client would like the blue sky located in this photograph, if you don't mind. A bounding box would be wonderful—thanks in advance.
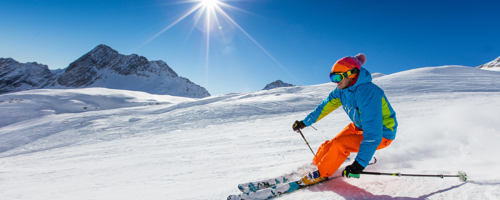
[1,0,500,95]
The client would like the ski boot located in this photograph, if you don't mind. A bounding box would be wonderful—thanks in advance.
[299,170,323,186]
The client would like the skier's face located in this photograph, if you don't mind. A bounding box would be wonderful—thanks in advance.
[336,77,353,90]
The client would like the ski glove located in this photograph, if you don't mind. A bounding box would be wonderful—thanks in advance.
[342,160,365,179]
[292,120,306,131]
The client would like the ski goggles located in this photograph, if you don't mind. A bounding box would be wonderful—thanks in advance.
[329,68,359,83]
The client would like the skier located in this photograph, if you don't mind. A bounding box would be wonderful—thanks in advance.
[292,53,398,185]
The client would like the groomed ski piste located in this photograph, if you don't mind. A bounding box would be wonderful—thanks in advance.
[1,65,500,199]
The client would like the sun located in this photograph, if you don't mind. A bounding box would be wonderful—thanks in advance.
[139,0,296,86]
[201,0,219,7]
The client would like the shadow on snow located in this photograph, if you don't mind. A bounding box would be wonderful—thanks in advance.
[305,178,467,199]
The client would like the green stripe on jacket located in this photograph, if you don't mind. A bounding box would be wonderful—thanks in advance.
[316,98,342,123]
[382,97,396,132]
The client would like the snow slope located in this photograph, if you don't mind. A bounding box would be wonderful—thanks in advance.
[0,87,193,129]
[1,66,500,199]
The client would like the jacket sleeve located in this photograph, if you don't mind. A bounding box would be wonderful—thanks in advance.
[303,89,342,126]
[355,85,384,167]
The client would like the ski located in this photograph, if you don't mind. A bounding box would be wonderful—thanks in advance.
[238,173,294,193]
[237,158,356,193]
[228,177,337,200]
[229,181,301,200]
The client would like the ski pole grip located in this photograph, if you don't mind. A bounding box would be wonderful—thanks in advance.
[342,170,360,179]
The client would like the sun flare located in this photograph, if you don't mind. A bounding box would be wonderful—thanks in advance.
[201,0,219,7]
[139,0,295,86]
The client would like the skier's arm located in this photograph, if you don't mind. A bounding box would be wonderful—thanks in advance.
[303,90,342,126]
[355,86,384,167]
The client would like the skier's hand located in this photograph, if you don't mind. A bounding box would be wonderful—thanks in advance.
[292,120,306,131]
[342,160,365,179]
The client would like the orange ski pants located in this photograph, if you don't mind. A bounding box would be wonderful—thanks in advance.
[313,123,393,177]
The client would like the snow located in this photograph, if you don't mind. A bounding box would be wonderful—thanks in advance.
[85,69,209,98]
[371,72,386,79]
[1,66,500,199]
[481,67,500,72]
[50,68,65,75]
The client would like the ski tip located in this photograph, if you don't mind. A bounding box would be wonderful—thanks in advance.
[237,185,245,193]
[458,171,467,182]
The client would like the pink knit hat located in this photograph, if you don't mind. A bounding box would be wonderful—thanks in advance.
[331,53,366,78]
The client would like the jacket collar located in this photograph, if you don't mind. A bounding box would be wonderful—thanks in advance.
[339,67,372,92]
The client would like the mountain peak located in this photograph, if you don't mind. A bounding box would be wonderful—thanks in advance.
[86,44,119,59]
[93,44,115,52]
[0,57,17,63]
[56,44,210,97]
[0,57,53,94]
[372,72,386,79]
[263,80,294,90]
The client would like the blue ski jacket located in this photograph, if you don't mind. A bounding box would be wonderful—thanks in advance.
[302,67,398,167]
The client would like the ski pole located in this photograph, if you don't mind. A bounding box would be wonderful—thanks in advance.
[297,129,316,157]
[359,171,467,182]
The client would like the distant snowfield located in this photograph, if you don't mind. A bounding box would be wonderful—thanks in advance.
[1,66,500,199]
[0,88,194,128]
[481,67,500,72]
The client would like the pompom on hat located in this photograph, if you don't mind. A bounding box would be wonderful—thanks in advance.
[331,53,366,78]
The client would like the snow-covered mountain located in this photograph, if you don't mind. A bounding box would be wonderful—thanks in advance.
[0,58,54,94]
[0,45,210,98]
[263,80,294,90]
[476,56,500,69]
[371,72,386,79]
[1,65,500,199]
[54,44,210,98]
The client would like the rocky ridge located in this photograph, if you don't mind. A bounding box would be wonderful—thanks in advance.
[0,45,210,98]
[476,56,500,69]
[263,80,294,90]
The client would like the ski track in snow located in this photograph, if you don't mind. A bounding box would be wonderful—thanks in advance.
[1,66,500,199]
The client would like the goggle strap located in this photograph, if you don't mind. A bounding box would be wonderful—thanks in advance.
[349,68,359,75]
[344,68,359,77]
